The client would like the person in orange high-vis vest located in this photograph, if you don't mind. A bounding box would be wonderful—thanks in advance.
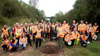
[2,25,9,38]
[63,21,69,34]
[64,32,74,46]
[1,34,10,53]
[78,20,86,34]
[47,23,50,38]
[32,23,37,43]
[19,33,27,53]
[93,23,99,35]
[42,21,47,39]
[85,22,89,36]
[34,25,42,49]
[57,23,64,50]
[9,37,18,53]
[16,25,23,44]
[80,33,88,47]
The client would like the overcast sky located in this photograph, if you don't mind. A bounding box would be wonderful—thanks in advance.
[22,0,76,17]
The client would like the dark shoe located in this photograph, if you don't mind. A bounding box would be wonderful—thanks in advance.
[3,50,6,53]
[19,50,21,53]
[34,48,37,50]
[30,45,32,46]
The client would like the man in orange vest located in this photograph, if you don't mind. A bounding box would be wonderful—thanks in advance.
[23,23,32,46]
[93,23,99,35]
[85,22,89,36]
[32,23,37,43]
[64,31,74,46]
[2,25,9,38]
[80,33,88,47]
[42,21,47,39]
[63,21,69,34]
[78,20,86,34]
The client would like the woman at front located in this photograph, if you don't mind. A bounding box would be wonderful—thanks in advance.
[57,23,64,50]
[1,34,10,53]
[19,33,27,53]
[34,25,42,49]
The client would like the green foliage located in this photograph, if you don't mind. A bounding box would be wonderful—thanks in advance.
[52,0,100,27]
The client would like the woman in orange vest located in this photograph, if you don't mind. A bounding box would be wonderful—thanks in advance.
[34,25,42,49]
[80,33,88,47]
[19,33,27,53]
[1,34,10,53]
[9,37,18,53]
[64,32,74,46]
[57,23,64,50]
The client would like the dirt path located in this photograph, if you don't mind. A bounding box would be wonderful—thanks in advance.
[41,41,65,56]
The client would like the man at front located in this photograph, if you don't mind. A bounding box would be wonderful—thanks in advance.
[78,20,86,35]
[23,23,32,46]
[64,32,74,46]
[72,28,80,45]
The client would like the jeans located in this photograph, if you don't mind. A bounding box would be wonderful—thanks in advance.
[19,44,26,50]
[36,39,41,48]
[58,37,63,49]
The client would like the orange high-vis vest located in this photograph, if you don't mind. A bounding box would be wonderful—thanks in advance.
[75,24,78,30]
[20,37,27,43]
[1,39,10,46]
[86,25,89,33]
[42,24,47,32]
[36,29,42,39]
[91,27,95,35]
[2,28,9,37]
[16,28,22,38]
[47,25,50,33]
[52,25,55,30]
[9,40,17,50]
[65,34,74,42]
[32,25,37,33]
[81,35,88,41]
[57,27,64,38]
[93,25,99,32]
[63,24,70,34]
[72,31,80,40]
[78,24,86,33]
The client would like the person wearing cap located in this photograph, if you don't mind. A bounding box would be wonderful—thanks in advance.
[80,33,88,47]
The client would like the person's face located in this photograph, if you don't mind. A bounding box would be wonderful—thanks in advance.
[41,21,43,23]
[7,24,9,26]
[25,24,27,26]
[73,21,75,24]
[77,23,78,25]
[28,24,30,26]
[95,23,97,25]
[74,29,76,32]
[81,21,83,24]
[13,37,16,40]
[14,24,15,27]
[86,22,88,24]
[4,25,7,28]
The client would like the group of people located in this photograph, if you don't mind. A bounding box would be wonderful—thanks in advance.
[1,20,99,53]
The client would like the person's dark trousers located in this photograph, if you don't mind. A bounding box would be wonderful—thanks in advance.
[26,35,32,46]
[36,39,41,48]
[43,32,47,39]
[81,41,87,47]
[33,32,36,43]
[89,32,92,42]
[96,32,99,40]
[11,46,18,53]
[85,31,88,36]
[71,40,75,46]
[12,33,14,37]
[50,31,53,41]
[2,45,8,51]
[16,38,19,45]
